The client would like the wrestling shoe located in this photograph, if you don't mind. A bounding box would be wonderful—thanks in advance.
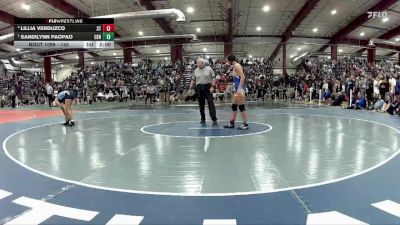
[237,123,249,130]
[223,122,235,129]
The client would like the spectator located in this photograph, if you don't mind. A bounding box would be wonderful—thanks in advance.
[322,80,329,91]
[106,90,115,101]
[347,76,355,98]
[366,76,374,106]
[373,77,380,99]
[382,96,391,112]
[32,89,38,104]
[348,92,366,110]
[397,75,400,96]
[373,95,385,111]
[145,83,156,104]
[1,94,6,108]
[16,83,23,106]
[379,77,389,99]
[46,83,54,108]
[359,76,366,98]
[9,88,16,108]
[389,75,397,100]
[1,56,399,118]
[322,89,331,104]
[386,96,399,115]
[332,91,345,106]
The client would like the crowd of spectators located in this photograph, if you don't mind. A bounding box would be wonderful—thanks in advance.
[296,57,399,116]
[0,56,399,116]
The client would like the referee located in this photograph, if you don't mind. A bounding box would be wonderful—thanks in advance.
[190,58,218,125]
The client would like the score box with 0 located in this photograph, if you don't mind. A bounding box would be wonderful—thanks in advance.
[93,33,114,41]
[102,32,114,41]
[103,24,114,32]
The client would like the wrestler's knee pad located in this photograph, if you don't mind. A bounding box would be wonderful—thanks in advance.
[232,104,238,111]
[239,104,246,112]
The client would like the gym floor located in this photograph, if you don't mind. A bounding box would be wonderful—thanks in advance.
[1,102,400,225]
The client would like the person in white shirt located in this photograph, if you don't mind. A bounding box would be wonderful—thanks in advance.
[97,91,105,102]
[106,91,114,101]
[46,83,54,108]
[145,84,156,104]
[373,78,380,98]
[322,80,329,91]
[309,86,315,101]
[389,75,397,100]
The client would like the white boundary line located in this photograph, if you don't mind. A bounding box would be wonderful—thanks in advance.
[172,101,260,107]
[140,121,273,138]
[189,128,225,130]
[2,113,400,197]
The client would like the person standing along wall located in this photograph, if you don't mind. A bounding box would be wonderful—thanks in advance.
[46,83,54,108]
[9,88,16,108]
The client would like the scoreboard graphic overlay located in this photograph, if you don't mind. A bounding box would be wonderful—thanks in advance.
[14,18,114,49]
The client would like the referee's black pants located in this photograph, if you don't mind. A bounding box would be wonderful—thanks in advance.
[196,84,217,122]
[47,94,53,108]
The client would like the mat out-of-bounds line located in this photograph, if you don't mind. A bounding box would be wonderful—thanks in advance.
[306,211,369,225]
[307,199,400,225]
[0,189,12,199]
[203,219,237,225]
[372,200,400,218]
[0,190,146,225]
[4,196,98,225]
[0,188,237,225]
[106,214,143,225]
[2,186,399,225]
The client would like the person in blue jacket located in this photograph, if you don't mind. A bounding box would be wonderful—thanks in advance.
[397,76,400,96]
[354,92,366,110]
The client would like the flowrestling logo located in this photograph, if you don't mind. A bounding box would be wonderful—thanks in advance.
[367,11,388,19]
